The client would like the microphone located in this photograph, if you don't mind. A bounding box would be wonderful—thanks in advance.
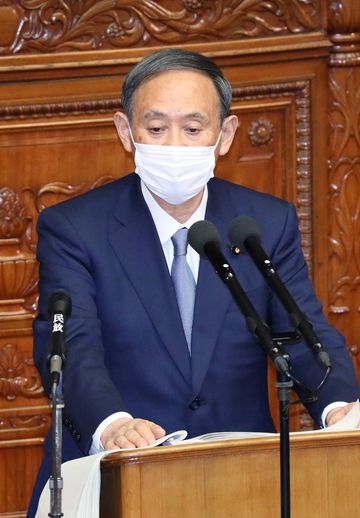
[228,215,331,369]
[47,290,72,384]
[188,220,289,374]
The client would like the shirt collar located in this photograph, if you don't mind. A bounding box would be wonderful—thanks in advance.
[141,181,208,245]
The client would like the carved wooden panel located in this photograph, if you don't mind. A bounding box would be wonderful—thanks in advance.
[0,188,38,317]
[0,343,42,403]
[0,125,122,329]
[327,0,360,377]
[328,69,360,316]
[0,1,359,516]
[0,440,45,515]
[0,0,324,55]
[0,336,51,516]
[219,80,313,270]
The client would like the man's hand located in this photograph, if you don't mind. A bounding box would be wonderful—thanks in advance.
[100,417,166,450]
[326,402,358,427]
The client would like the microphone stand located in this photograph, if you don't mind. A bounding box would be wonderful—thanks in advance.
[46,290,71,517]
[272,333,302,518]
[48,360,64,518]
[277,368,292,518]
[203,241,293,516]
[188,221,327,518]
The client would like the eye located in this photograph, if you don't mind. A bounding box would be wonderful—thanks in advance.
[185,127,202,135]
[148,126,166,135]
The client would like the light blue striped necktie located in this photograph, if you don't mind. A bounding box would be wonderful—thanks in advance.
[171,228,196,351]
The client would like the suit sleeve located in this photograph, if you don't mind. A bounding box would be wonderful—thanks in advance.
[33,206,128,454]
[268,204,359,424]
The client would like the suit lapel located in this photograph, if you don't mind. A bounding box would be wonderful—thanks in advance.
[190,185,236,396]
[108,177,191,384]
[106,176,255,395]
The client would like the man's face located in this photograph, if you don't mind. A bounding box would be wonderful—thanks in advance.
[115,70,238,156]
[130,70,222,148]
[114,68,238,160]
[114,67,238,211]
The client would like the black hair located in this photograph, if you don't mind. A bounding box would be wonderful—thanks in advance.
[121,48,232,123]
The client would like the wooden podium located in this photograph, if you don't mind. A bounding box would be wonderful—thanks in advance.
[100,431,360,518]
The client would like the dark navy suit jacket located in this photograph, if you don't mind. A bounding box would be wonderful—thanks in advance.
[28,174,359,516]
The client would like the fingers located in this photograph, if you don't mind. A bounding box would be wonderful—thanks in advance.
[326,402,355,427]
[148,421,168,439]
[326,408,344,427]
[101,417,166,450]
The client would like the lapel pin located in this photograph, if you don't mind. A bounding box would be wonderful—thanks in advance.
[231,245,241,255]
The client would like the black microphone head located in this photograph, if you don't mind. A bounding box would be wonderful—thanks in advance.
[228,216,261,250]
[188,220,221,257]
[48,290,72,318]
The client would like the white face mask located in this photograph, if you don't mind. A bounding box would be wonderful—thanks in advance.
[130,130,222,205]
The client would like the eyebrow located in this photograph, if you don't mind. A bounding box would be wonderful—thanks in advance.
[184,112,209,124]
[143,110,167,120]
[142,110,209,124]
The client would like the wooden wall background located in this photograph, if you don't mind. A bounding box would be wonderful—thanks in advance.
[0,0,358,515]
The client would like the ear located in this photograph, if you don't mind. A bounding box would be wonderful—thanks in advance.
[218,115,239,156]
[114,111,133,153]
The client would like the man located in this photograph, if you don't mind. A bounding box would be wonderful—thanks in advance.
[28,48,359,516]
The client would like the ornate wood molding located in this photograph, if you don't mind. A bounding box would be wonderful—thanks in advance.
[0,177,114,321]
[0,187,29,239]
[0,188,38,315]
[0,343,43,401]
[248,117,275,147]
[328,0,360,66]
[22,175,115,236]
[326,0,360,373]
[327,69,360,314]
[0,0,323,55]
[0,98,121,120]
[329,51,360,67]
[232,80,313,271]
[327,0,360,315]
[0,413,49,435]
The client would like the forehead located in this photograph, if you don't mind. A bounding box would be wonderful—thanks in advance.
[131,69,220,119]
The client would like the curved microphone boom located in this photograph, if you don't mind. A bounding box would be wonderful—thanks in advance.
[188,220,289,374]
[228,215,331,369]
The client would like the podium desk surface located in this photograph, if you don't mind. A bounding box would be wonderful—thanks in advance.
[100,431,360,518]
